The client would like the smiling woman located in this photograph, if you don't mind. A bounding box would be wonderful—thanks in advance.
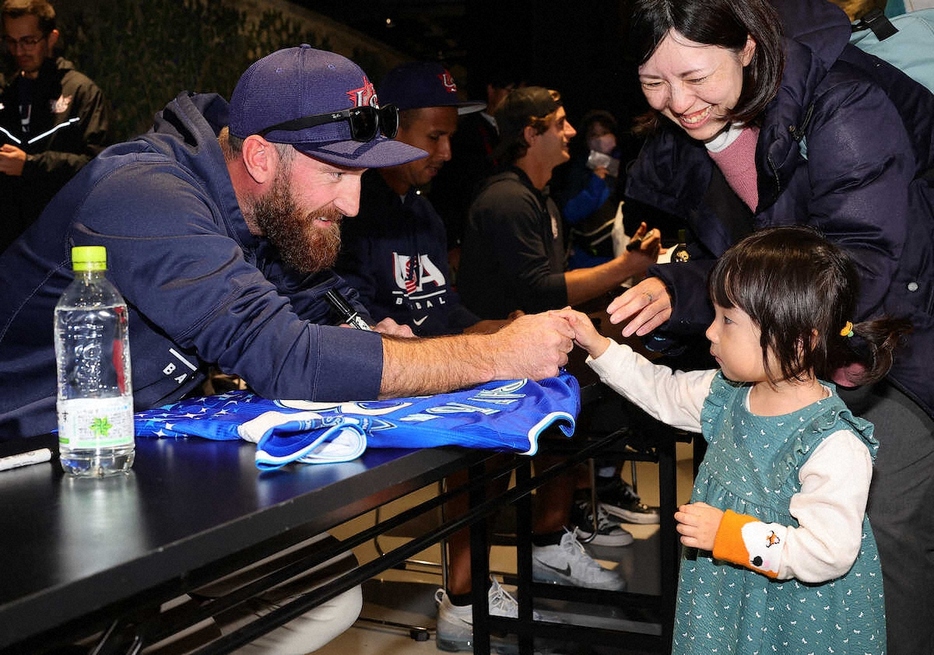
[611,0,934,653]
[636,31,755,142]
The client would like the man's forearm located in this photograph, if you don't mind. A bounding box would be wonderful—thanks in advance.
[379,333,495,397]
[378,311,576,398]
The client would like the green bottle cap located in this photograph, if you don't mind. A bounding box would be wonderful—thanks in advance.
[71,246,108,272]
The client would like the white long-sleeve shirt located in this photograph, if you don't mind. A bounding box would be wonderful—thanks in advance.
[587,340,874,582]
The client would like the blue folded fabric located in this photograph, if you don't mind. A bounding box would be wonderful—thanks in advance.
[135,372,581,469]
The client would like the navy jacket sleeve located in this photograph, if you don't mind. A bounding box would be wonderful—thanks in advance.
[76,155,384,404]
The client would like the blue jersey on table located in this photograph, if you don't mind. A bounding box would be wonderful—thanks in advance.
[135,373,580,469]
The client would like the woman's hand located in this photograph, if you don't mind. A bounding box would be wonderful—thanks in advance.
[606,277,672,337]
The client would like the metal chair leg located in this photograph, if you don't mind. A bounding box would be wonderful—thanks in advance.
[359,481,446,640]
[576,458,600,544]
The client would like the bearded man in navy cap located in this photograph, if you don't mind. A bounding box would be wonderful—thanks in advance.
[0,45,580,653]
[0,46,576,440]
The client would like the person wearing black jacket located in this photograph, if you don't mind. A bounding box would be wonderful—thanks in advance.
[458,87,661,321]
[0,0,111,252]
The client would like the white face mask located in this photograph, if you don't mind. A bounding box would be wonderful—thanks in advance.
[587,133,616,155]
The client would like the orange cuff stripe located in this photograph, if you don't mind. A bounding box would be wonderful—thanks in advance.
[712,509,757,566]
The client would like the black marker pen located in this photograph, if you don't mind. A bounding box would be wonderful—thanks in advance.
[626,228,657,251]
[325,289,373,331]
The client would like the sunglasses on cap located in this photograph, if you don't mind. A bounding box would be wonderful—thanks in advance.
[257,104,399,142]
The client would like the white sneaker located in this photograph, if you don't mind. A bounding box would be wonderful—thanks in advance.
[435,578,535,653]
[532,531,627,591]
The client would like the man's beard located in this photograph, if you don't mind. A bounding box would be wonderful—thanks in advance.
[250,170,343,274]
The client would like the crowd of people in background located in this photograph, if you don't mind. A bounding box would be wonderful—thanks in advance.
[2,0,933,653]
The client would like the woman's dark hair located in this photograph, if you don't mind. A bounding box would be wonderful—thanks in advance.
[629,0,785,135]
[708,226,911,386]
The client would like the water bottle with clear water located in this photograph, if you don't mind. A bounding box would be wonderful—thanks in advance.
[55,245,135,477]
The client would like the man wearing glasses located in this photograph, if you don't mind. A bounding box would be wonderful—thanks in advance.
[0,0,111,253]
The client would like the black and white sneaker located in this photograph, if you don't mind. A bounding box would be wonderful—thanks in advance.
[596,477,660,525]
[571,500,634,547]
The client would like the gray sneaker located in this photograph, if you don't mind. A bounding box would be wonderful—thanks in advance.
[532,531,626,591]
[435,578,536,653]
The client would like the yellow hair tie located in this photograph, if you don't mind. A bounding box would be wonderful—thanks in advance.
[840,321,854,338]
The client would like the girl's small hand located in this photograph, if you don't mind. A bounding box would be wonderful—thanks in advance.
[675,502,724,551]
[557,308,611,358]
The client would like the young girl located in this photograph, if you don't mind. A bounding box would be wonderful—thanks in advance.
[566,226,910,654]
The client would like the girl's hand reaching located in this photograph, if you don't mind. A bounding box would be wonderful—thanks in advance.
[559,308,612,359]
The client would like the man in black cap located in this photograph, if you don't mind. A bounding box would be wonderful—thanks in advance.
[458,87,661,320]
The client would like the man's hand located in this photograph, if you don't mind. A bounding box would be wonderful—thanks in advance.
[462,309,525,335]
[379,311,573,398]
[607,276,672,337]
[675,501,724,551]
[489,311,575,381]
[372,317,415,338]
[0,144,26,177]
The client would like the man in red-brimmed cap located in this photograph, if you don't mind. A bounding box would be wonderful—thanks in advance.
[334,60,510,337]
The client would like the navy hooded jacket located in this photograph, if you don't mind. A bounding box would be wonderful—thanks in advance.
[0,92,383,439]
[336,169,480,336]
[625,0,934,417]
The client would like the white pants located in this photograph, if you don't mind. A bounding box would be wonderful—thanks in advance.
[146,533,361,654]
[220,584,362,654]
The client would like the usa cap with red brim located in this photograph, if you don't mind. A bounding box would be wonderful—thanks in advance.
[229,45,427,168]
[378,61,485,114]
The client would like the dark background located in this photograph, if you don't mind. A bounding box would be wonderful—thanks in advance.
[299,0,648,130]
[10,0,650,148]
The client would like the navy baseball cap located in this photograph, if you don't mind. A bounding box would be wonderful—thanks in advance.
[378,61,485,115]
[229,45,427,168]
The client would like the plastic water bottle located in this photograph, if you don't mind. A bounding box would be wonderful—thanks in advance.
[55,246,135,477]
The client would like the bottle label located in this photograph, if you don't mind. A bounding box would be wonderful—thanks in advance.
[58,397,135,448]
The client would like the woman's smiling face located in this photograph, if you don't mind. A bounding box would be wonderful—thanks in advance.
[638,29,756,142]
